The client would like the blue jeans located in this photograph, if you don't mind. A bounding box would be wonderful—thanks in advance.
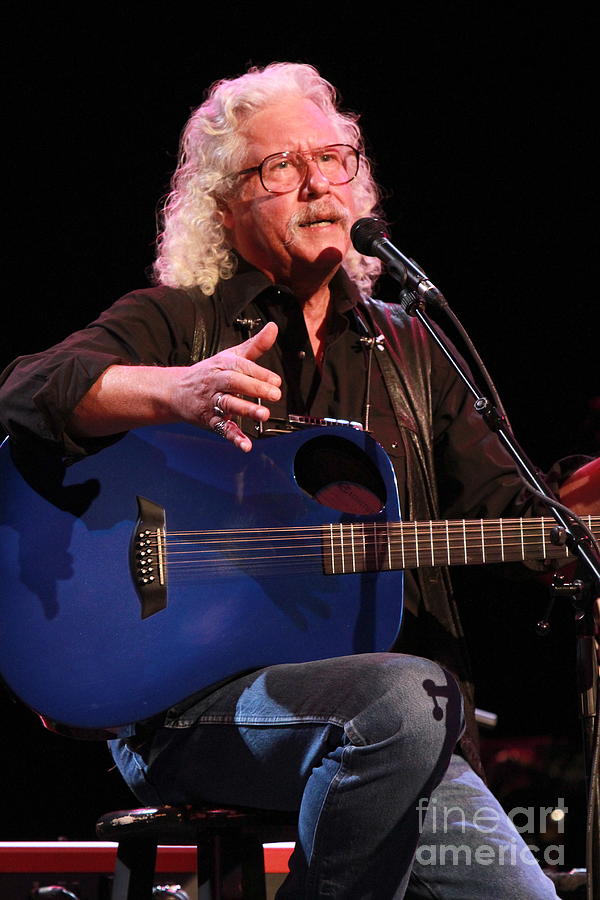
[110,653,557,898]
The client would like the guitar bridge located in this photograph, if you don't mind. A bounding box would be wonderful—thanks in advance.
[129,496,167,619]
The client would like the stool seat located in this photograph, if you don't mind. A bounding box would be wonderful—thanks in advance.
[96,804,297,900]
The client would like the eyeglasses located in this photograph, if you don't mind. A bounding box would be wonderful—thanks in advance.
[234,144,360,194]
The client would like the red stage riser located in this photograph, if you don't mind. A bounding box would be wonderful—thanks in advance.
[0,841,293,873]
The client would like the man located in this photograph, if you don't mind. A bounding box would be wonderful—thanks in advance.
[1,61,592,898]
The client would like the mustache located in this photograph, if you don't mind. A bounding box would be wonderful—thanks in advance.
[284,201,351,245]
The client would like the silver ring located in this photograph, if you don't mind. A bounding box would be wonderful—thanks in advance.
[213,393,226,417]
[213,419,229,437]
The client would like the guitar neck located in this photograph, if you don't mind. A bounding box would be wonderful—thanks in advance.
[323,516,600,574]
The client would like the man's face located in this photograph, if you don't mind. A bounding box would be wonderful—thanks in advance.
[222,97,357,292]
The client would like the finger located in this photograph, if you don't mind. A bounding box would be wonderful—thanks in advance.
[232,321,279,363]
[215,392,271,422]
[210,416,253,453]
[219,367,281,403]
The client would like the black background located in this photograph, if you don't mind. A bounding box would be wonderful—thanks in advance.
[2,6,597,857]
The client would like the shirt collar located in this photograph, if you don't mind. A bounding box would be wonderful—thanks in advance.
[216,255,363,325]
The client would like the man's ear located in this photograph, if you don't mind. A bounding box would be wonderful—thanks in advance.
[219,200,234,231]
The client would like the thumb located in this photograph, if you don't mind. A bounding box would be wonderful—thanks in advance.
[235,321,279,361]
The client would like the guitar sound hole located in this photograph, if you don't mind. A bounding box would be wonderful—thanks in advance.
[294,435,386,515]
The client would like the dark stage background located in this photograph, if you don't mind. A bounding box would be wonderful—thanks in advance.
[2,6,596,865]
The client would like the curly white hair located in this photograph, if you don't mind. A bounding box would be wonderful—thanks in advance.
[153,62,382,296]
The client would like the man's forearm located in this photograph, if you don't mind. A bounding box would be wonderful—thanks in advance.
[68,365,180,438]
[67,323,282,453]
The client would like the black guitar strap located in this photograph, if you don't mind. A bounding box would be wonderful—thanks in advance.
[189,290,218,364]
[354,301,440,523]
[189,291,263,365]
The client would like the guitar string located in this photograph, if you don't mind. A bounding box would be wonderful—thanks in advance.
[141,520,599,574]
[160,547,583,567]
[156,520,598,550]
[131,520,597,575]
[162,531,596,550]
[161,551,579,580]
[161,532,583,551]
[160,553,561,579]
[150,531,596,577]
[134,516,600,557]
[157,520,598,557]
[159,515,598,540]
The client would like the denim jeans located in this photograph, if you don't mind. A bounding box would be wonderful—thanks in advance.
[110,653,557,898]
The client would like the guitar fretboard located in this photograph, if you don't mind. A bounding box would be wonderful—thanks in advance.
[323,516,599,574]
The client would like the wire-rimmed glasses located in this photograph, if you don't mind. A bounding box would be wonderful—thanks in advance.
[234,144,360,194]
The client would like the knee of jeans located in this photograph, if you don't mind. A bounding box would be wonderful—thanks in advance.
[345,654,464,753]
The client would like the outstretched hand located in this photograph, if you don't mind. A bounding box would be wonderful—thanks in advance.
[171,321,281,452]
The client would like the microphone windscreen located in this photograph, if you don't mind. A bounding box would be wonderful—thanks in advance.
[350,217,389,255]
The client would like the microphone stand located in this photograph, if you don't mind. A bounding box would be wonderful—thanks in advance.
[389,250,600,897]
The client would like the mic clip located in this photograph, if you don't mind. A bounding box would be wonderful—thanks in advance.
[399,289,426,317]
[359,334,386,351]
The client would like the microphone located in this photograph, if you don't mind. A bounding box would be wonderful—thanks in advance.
[351,217,446,308]
[350,217,410,285]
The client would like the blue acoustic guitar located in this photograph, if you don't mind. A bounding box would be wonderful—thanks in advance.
[0,424,594,737]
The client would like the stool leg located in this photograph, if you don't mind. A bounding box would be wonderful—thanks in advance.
[239,834,268,900]
[197,832,267,900]
[111,839,157,900]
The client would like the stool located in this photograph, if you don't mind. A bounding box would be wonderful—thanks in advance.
[96,805,297,900]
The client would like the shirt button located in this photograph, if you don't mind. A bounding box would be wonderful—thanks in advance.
[298,350,306,359]
[391,442,399,449]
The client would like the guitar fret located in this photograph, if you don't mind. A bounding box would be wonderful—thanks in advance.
[499,518,504,562]
[520,519,524,559]
[445,521,450,565]
[414,521,419,568]
[359,524,366,571]
[462,520,467,564]
[520,521,542,560]
[429,521,434,566]
[329,524,335,574]
[351,522,356,573]
[387,523,392,570]
[541,518,546,558]
[340,524,345,574]
[480,520,485,563]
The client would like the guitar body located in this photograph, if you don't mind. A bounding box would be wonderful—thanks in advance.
[0,425,403,733]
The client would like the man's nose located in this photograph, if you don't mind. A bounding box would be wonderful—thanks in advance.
[300,159,331,197]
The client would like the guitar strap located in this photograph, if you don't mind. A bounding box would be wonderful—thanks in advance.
[190,307,208,364]
[354,300,440,523]
[189,290,219,364]
[189,290,263,364]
